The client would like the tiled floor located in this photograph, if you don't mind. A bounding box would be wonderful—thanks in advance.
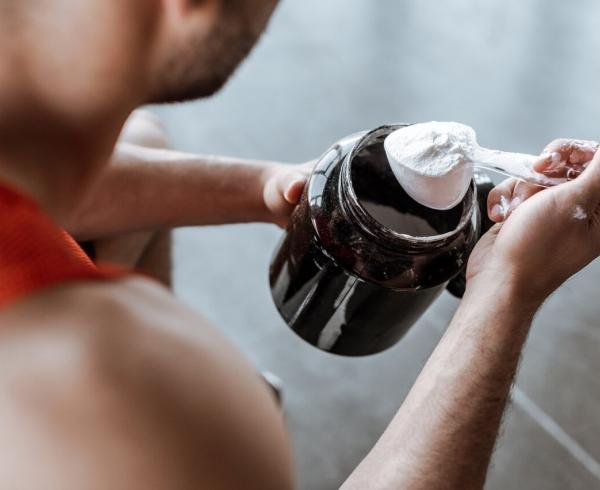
[152,1,600,488]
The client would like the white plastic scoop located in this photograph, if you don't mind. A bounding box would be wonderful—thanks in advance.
[384,122,566,210]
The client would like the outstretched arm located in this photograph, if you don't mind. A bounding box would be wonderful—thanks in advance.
[69,144,311,240]
[66,112,312,240]
[343,144,600,490]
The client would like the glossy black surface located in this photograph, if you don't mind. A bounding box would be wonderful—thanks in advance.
[270,127,480,356]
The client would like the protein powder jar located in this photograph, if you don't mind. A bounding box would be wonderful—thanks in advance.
[270,125,494,356]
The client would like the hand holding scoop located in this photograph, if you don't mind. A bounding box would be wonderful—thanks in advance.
[384,122,574,210]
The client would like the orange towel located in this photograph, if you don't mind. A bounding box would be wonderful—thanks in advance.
[0,183,124,308]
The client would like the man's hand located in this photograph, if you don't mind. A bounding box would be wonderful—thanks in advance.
[261,161,314,227]
[470,142,600,306]
[535,138,599,179]
[344,141,600,490]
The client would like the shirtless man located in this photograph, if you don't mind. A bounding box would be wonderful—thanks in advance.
[0,1,598,489]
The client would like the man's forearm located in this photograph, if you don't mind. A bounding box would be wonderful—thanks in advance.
[69,144,276,239]
[342,276,538,490]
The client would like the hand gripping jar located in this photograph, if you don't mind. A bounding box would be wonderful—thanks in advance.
[270,125,494,356]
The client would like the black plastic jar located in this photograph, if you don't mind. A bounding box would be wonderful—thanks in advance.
[270,125,493,356]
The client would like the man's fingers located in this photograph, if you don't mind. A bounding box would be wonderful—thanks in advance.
[534,139,598,177]
[488,178,542,222]
[283,177,306,204]
[276,172,307,204]
[573,148,600,203]
[542,139,598,161]
[264,161,313,223]
[278,161,313,205]
[533,151,566,177]
[488,179,517,222]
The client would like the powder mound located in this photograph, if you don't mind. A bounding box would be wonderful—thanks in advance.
[385,121,477,177]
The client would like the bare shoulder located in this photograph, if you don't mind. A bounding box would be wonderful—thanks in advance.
[0,278,294,490]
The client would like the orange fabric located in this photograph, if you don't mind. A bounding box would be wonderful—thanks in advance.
[0,183,125,308]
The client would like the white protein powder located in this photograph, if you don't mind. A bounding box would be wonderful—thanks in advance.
[384,121,556,210]
[384,122,477,210]
[573,205,588,221]
[385,121,477,177]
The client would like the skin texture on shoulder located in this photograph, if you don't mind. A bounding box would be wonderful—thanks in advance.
[0,278,294,490]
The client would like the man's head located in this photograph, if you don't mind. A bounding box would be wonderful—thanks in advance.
[148,0,279,103]
[0,0,279,107]
[0,0,279,216]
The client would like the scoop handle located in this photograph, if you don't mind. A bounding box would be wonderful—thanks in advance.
[472,147,566,187]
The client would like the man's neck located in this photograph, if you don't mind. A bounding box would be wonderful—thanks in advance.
[0,98,132,224]
[0,3,153,225]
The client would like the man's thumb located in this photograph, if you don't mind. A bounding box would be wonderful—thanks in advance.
[574,148,600,202]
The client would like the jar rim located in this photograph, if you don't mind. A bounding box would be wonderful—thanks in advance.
[340,124,478,251]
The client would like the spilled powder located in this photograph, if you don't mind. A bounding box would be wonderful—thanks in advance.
[573,205,588,221]
[499,195,511,219]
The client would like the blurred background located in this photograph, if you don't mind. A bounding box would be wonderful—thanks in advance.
[151,0,600,488]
